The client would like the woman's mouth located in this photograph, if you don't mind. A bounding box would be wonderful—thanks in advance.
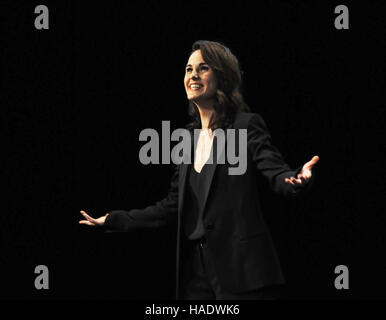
[189,83,203,90]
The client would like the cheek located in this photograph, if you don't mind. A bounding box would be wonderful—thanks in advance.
[207,79,217,93]
[183,74,189,85]
[206,75,217,91]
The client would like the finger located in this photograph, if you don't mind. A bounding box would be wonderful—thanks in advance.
[80,211,96,223]
[80,210,91,219]
[80,210,92,218]
[285,178,295,186]
[290,176,302,184]
[306,155,320,170]
[79,220,95,226]
[295,179,303,184]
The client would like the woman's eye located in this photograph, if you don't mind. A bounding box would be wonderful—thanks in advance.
[200,66,209,71]
[186,68,192,73]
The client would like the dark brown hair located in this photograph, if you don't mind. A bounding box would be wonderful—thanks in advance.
[186,40,250,131]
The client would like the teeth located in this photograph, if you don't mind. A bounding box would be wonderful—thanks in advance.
[191,84,202,89]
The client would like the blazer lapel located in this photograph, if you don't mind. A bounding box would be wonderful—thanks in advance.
[177,133,195,215]
[178,163,189,215]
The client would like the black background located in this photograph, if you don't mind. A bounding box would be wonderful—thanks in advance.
[1,1,384,300]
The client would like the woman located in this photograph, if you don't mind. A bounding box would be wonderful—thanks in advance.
[79,40,319,300]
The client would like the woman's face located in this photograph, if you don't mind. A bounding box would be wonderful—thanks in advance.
[184,49,217,103]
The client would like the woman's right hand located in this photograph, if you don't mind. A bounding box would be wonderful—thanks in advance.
[79,210,109,226]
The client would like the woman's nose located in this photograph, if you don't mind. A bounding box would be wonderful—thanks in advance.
[191,70,199,80]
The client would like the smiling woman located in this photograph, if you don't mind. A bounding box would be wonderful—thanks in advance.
[185,40,250,132]
[184,52,217,103]
[79,40,319,300]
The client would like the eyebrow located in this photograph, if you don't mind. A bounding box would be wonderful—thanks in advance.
[186,62,209,68]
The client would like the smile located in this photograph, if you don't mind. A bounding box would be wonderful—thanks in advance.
[189,84,203,90]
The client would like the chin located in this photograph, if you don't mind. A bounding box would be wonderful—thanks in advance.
[188,95,201,101]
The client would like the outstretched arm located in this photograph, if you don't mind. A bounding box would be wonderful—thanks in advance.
[247,113,318,198]
[79,164,180,232]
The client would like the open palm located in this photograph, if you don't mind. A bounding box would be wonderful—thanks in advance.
[284,155,319,186]
[78,210,109,226]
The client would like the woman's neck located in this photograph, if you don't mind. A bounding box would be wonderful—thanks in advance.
[195,100,215,129]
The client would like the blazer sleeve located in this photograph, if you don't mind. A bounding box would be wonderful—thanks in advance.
[104,164,179,232]
[247,113,315,198]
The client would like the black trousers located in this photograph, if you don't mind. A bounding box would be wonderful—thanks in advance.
[181,237,282,300]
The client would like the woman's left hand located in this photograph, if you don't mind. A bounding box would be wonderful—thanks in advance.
[284,155,319,186]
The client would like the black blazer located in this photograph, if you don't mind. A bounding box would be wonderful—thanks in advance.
[105,112,315,299]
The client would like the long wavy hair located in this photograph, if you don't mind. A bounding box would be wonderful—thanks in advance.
[186,40,250,132]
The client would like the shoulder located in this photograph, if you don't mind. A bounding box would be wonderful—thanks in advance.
[233,112,266,129]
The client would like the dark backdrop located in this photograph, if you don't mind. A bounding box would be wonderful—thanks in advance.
[1,1,383,299]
